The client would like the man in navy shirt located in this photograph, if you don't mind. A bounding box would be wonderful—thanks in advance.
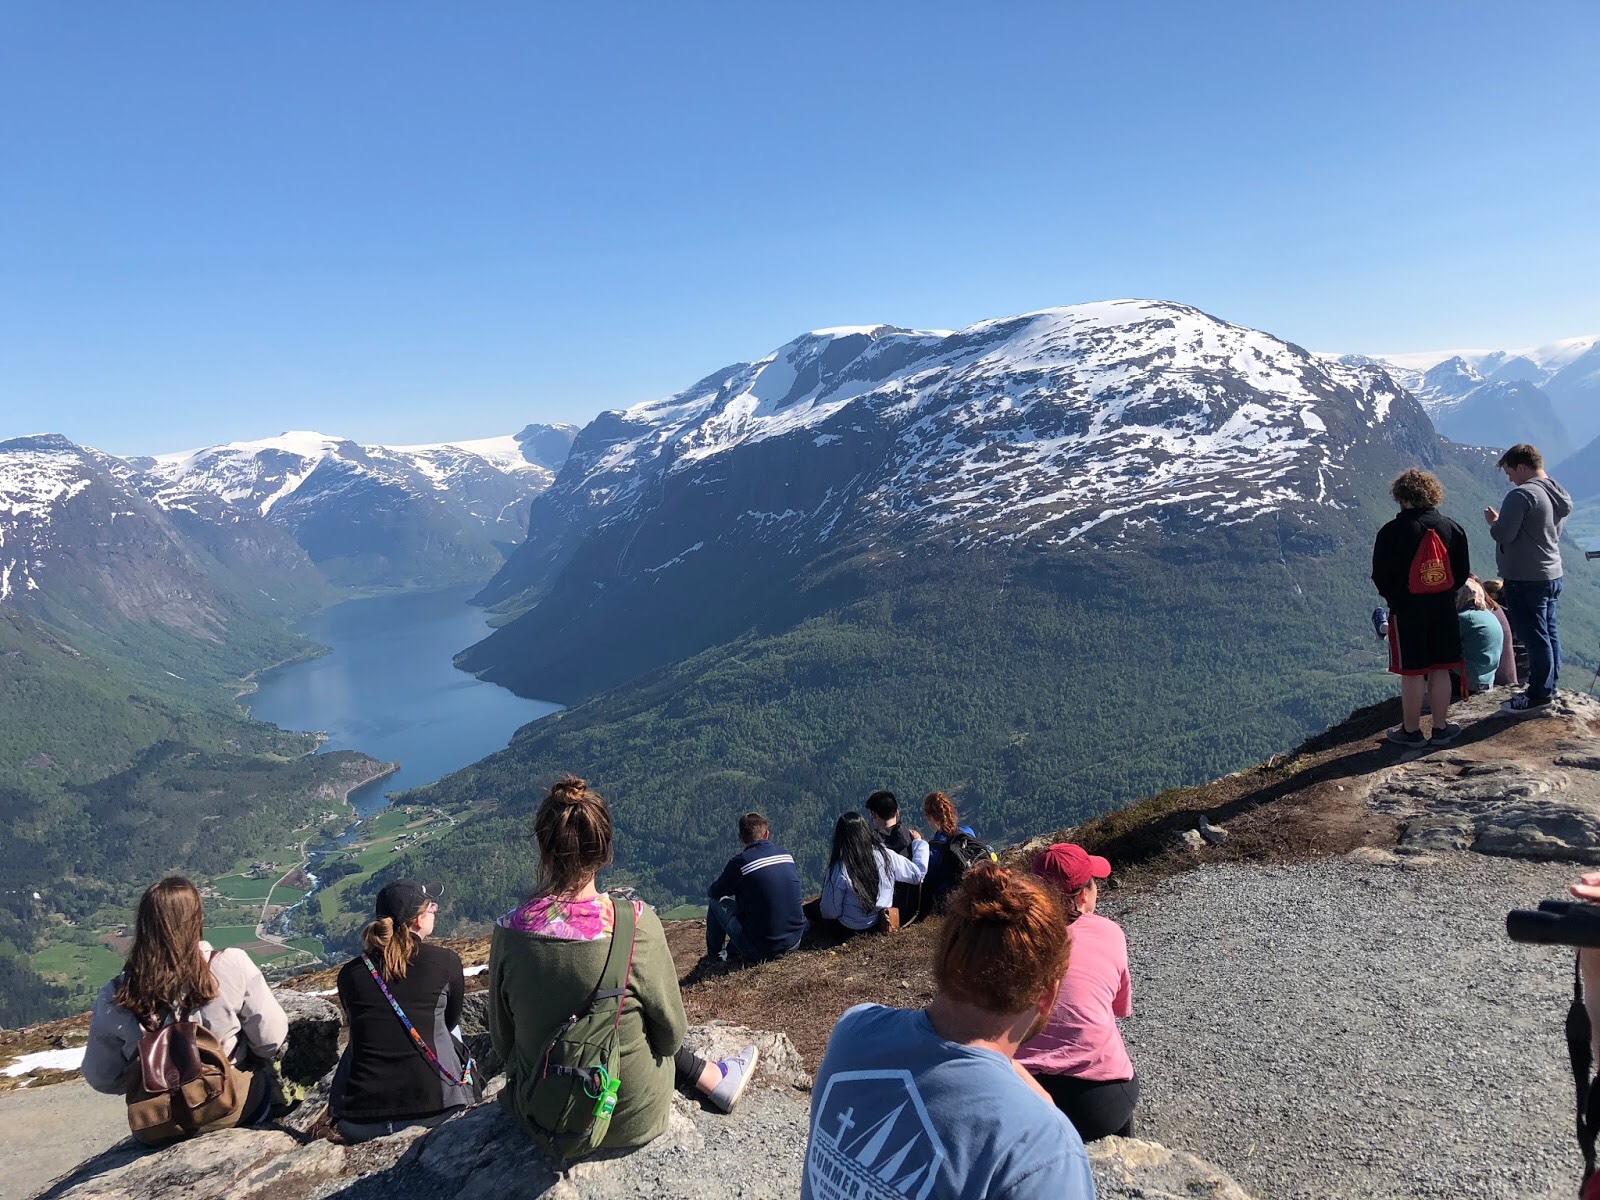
[706,812,806,964]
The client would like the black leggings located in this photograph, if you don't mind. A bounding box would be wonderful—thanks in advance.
[1035,1073,1139,1142]
[674,1046,710,1086]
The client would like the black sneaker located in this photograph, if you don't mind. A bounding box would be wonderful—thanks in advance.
[1502,693,1554,714]
[1386,726,1427,747]
[1428,722,1463,746]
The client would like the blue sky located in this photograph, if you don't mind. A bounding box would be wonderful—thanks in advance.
[1,2,1596,455]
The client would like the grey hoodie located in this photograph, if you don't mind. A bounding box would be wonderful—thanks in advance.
[1490,476,1573,582]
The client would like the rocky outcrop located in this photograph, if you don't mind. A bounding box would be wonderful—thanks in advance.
[1367,692,1600,861]
[31,1012,1254,1200]
[1089,1136,1258,1199]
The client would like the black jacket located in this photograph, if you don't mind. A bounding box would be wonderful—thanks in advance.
[330,942,475,1121]
[1372,506,1471,608]
[707,840,807,960]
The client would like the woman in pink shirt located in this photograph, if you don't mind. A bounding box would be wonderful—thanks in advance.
[1018,842,1137,1140]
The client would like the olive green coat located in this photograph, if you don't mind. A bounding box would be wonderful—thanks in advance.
[488,903,687,1150]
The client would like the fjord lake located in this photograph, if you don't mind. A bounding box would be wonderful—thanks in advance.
[246,585,559,817]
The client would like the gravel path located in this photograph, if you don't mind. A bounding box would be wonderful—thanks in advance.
[1110,852,1584,1200]
[0,1081,128,1200]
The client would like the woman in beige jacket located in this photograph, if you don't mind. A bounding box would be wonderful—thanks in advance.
[82,876,289,1133]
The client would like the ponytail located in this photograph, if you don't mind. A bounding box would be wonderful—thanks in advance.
[361,913,421,980]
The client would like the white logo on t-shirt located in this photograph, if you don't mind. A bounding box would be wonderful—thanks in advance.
[806,1070,947,1200]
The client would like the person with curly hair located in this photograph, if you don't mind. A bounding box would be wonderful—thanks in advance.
[1371,468,1472,747]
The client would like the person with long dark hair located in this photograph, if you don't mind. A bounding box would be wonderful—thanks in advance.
[809,810,929,937]
[490,777,759,1153]
[328,879,477,1142]
[82,877,288,1138]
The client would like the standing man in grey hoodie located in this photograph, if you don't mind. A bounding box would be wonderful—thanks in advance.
[1484,443,1573,712]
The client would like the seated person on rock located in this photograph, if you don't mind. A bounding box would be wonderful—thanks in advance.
[328,879,476,1143]
[805,810,928,938]
[1456,577,1505,697]
[1017,843,1138,1142]
[83,876,289,1144]
[490,776,759,1154]
[705,811,806,965]
[1481,577,1522,685]
[802,863,1095,1200]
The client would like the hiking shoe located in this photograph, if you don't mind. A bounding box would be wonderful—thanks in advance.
[1503,693,1554,714]
[1428,722,1463,746]
[706,1044,760,1113]
[1386,726,1426,747]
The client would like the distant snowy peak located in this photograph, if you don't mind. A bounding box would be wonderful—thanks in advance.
[1355,332,1600,450]
[543,299,1420,558]
[145,424,577,545]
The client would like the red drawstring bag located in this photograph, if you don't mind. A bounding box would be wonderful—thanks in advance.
[1407,529,1455,595]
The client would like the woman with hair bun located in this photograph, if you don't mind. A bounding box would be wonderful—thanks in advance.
[490,777,759,1152]
[1018,843,1137,1142]
[802,863,1095,1199]
[82,876,289,1140]
[328,879,476,1142]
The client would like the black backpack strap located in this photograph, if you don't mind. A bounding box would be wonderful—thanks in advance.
[1568,956,1600,1184]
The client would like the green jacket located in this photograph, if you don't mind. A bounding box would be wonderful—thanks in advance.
[488,902,687,1150]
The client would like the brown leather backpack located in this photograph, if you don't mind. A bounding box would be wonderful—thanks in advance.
[124,956,251,1145]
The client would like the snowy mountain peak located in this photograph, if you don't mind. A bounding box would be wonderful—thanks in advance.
[482,299,1431,610]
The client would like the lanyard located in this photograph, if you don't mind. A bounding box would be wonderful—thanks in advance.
[361,955,475,1089]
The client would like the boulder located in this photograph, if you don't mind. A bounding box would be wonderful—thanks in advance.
[1089,1136,1260,1199]
[679,1023,810,1090]
[275,991,342,1085]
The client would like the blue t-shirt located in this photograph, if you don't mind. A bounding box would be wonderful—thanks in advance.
[803,1004,1095,1200]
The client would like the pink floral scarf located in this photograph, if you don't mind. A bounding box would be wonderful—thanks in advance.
[497,893,644,942]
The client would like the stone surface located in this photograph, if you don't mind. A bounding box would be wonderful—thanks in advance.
[1089,1136,1258,1199]
[275,992,343,1085]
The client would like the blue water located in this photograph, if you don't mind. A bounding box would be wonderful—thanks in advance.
[246,586,559,821]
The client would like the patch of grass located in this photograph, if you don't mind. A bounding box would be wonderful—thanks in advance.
[203,924,262,950]
[211,875,279,901]
[661,904,708,920]
[30,938,124,1009]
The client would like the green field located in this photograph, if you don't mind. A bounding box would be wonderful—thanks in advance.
[211,875,279,901]
[203,924,263,949]
[661,904,708,920]
[31,938,125,1008]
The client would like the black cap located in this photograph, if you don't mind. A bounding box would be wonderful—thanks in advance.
[375,879,443,922]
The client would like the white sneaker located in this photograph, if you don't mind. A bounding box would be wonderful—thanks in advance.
[706,1044,760,1112]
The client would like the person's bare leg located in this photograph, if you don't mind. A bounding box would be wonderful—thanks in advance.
[694,1062,721,1095]
[1400,674,1425,732]
[1428,670,1452,730]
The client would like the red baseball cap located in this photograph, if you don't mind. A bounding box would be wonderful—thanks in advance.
[1031,843,1111,893]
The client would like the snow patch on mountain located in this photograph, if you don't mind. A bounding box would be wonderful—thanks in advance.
[537,300,1412,566]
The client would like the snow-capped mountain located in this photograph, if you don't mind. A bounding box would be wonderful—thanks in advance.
[139,424,577,588]
[1359,334,1600,449]
[479,300,1427,611]
[0,433,323,633]
[462,300,1449,696]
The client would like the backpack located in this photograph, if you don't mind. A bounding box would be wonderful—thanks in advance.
[124,954,251,1146]
[518,895,640,1162]
[1407,527,1455,595]
[935,831,998,898]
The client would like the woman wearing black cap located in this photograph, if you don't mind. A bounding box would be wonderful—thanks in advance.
[328,879,478,1141]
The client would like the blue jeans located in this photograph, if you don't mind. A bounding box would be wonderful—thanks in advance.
[706,897,760,961]
[1501,578,1562,700]
[706,897,801,962]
